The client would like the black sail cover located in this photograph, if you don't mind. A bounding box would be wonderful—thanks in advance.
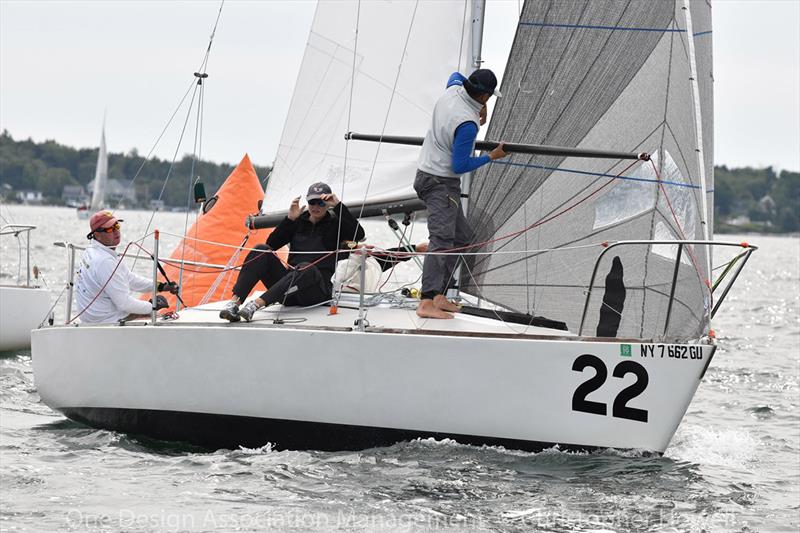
[464,0,714,341]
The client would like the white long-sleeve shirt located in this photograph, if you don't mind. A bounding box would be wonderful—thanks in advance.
[74,240,154,324]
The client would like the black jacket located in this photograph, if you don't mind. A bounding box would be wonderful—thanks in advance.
[266,203,365,276]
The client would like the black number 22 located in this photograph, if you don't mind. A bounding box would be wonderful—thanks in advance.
[571,354,649,422]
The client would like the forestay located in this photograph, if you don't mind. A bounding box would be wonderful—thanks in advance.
[263,0,473,217]
[464,0,714,342]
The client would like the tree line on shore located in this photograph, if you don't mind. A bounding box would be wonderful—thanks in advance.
[0,131,271,210]
[1,130,797,232]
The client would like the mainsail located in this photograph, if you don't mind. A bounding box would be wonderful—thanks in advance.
[89,123,108,210]
[464,0,714,341]
[263,0,474,217]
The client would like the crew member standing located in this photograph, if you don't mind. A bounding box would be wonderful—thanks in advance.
[414,69,508,319]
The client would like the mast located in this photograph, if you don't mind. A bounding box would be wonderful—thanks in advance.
[450,0,486,300]
[462,0,487,217]
[682,0,713,290]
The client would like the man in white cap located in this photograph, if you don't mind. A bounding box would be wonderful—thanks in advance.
[414,69,508,319]
[74,210,178,324]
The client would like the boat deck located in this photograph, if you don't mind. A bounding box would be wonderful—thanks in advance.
[128,295,576,338]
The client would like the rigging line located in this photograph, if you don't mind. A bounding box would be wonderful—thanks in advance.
[196,0,225,75]
[457,0,467,70]
[341,0,421,307]
[476,0,604,204]
[201,233,250,305]
[332,0,362,309]
[68,240,137,324]
[302,39,431,115]
[0,206,14,224]
[352,0,420,228]
[470,151,653,272]
[274,52,357,177]
[460,256,528,335]
[178,77,206,310]
[470,0,588,205]
[483,51,652,213]
[651,159,709,302]
[490,159,712,191]
[112,78,196,209]
[131,1,223,264]
[463,158,640,268]
[133,81,202,271]
[37,284,67,329]
[658,179,705,282]
[480,3,668,210]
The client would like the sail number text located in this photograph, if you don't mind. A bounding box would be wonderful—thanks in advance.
[640,344,703,360]
[571,355,648,423]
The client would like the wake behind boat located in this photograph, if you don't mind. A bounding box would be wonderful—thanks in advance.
[33,0,757,454]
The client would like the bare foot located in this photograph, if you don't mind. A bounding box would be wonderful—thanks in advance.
[433,294,461,313]
[416,299,454,319]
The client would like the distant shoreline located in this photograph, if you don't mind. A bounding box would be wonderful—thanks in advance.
[3,203,798,237]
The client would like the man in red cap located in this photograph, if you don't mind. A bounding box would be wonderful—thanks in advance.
[74,210,177,323]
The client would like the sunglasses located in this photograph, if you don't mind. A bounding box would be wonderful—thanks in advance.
[307,199,326,207]
[95,222,121,234]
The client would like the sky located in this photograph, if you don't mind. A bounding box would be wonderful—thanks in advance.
[1,0,798,172]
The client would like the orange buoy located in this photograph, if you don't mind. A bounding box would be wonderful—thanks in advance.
[149,154,285,309]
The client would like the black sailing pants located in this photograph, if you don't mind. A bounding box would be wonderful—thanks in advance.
[232,244,332,307]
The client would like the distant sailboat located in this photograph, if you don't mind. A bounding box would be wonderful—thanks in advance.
[77,120,108,219]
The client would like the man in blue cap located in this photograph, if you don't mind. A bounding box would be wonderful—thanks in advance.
[414,69,508,319]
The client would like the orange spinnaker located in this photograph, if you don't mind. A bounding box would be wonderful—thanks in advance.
[151,154,284,309]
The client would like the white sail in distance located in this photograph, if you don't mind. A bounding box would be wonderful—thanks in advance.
[464,0,714,341]
[89,123,108,211]
[263,0,474,216]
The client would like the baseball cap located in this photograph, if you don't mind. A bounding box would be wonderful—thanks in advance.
[465,69,502,98]
[306,182,332,201]
[89,210,123,232]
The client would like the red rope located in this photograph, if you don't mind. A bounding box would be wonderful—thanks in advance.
[442,157,642,254]
[135,158,643,284]
[649,159,710,293]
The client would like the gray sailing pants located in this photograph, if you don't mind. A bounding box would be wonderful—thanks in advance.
[414,169,472,299]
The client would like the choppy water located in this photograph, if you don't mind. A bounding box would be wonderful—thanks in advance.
[1,205,798,532]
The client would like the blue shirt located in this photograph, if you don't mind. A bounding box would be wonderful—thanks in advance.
[446,73,491,175]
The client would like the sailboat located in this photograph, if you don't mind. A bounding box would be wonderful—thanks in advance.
[76,121,108,219]
[32,0,756,453]
[0,224,51,351]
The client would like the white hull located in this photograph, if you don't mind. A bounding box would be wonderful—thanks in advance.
[32,302,714,453]
[1,286,51,352]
